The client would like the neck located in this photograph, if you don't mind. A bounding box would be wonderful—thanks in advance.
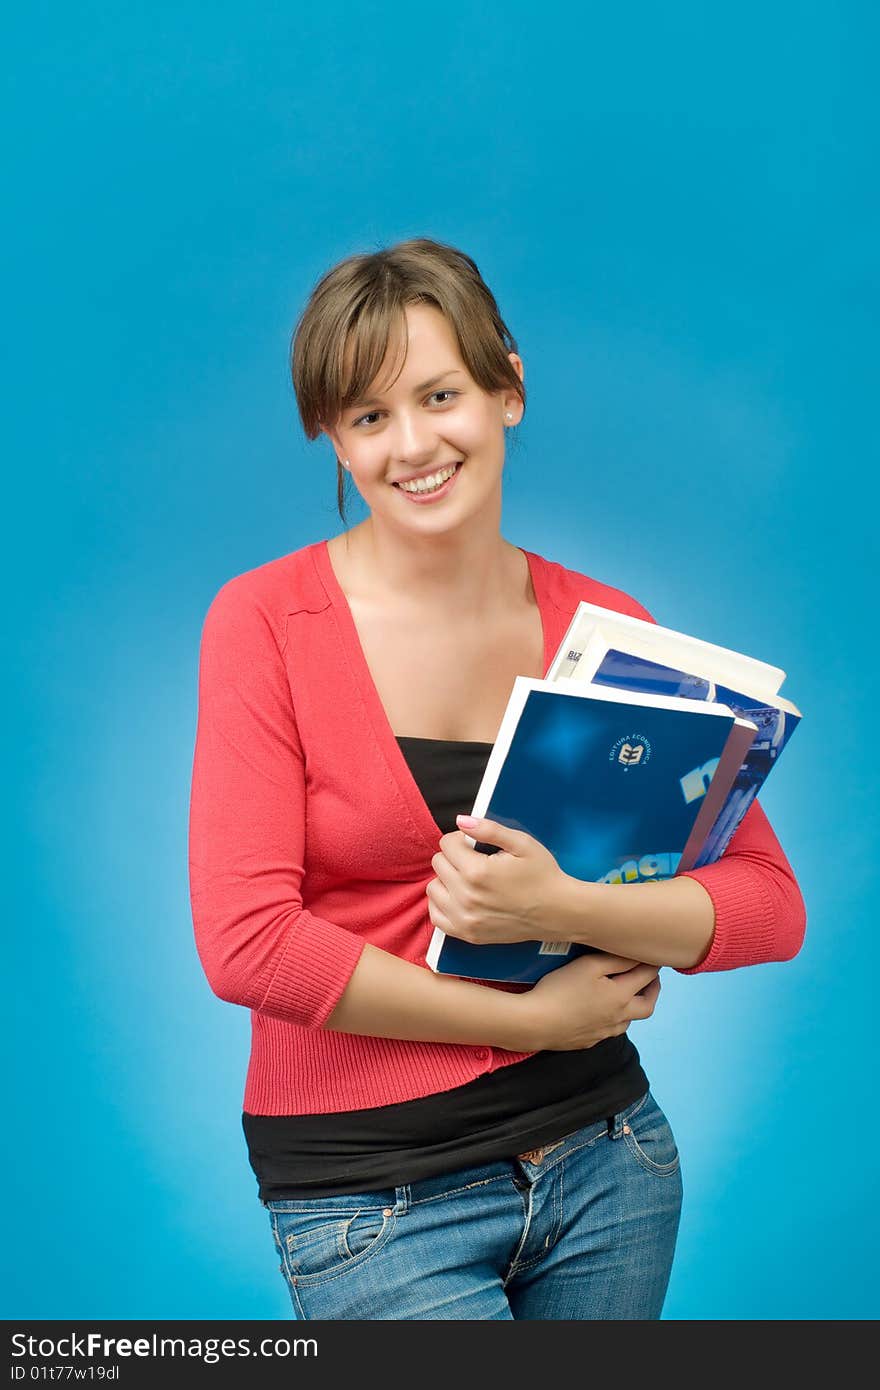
[342,510,524,616]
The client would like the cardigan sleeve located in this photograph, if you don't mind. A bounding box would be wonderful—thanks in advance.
[675,797,806,973]
[187,580,367,1029]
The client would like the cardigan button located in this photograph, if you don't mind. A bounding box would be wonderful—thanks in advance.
[473,1047,490,1062]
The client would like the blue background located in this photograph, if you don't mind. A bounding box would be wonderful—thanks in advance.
[6,2,877,1320]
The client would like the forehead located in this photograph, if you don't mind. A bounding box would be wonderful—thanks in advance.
[344,303,465,398]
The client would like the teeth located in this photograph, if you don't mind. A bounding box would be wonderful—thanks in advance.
[399,463,459,493]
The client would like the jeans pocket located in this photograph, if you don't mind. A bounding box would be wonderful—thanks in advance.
[619,1091,681,1177]
[269,1201,397,1288]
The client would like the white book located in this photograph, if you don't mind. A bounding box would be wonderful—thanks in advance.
[548,600,786,700]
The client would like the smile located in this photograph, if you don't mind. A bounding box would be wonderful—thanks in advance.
[393,461,463,502]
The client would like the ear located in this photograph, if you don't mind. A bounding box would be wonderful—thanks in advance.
[321,423,343,457]
[504,353,525,422]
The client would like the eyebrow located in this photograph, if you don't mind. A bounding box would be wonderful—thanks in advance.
[351,369,465,409]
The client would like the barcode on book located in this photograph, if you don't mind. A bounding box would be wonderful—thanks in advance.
[538,941,572,956]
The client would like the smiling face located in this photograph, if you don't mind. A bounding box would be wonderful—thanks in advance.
[323,302,523,529]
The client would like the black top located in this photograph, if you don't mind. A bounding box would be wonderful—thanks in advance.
[243,736,648,1200]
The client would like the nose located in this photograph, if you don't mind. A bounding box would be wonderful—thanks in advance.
[390,408,440,465]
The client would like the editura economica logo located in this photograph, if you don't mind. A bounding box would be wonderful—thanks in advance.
[609,733,652,769]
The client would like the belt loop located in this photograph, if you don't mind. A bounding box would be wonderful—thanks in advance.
[394,1184,410,1215]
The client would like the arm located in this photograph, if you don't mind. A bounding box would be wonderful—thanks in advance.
[548,797,807,972]
[187,580,657,1048]
[326,943,663,1052]
[188,580,366,1028]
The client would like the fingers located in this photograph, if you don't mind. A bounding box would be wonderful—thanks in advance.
[590,952,645,975]
[626,976,662,1020]
[611,962,661,995]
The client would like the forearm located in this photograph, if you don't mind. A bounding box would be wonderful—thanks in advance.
[323,942,537,1050]
[550,872,716,970]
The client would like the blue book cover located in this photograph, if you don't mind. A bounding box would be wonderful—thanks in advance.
[426,678,757,984]
[589,651,802,866]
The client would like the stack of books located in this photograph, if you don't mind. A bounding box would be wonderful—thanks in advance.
[426,602,801,984]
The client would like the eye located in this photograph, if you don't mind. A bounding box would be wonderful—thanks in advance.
[351,390,459,429]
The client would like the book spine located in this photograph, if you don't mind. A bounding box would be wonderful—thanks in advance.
[694,786,759,865]
[691,708,801,866]
[677,717,758,872]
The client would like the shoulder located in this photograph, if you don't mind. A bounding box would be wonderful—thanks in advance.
[199,541,330,651]
[530,549,656,626]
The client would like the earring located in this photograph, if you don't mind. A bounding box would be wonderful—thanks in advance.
[342,459,350,469]
[506,412,513,421]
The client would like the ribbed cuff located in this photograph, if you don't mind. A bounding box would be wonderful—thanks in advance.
[675,866,777,974]
[256,909,367,1027]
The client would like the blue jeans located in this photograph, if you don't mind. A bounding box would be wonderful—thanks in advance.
[265,1088,682,1320]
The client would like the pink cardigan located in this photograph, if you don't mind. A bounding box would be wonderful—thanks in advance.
[188,540,806,1114]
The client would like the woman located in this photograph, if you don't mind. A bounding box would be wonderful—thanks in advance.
[188,237,806,1320]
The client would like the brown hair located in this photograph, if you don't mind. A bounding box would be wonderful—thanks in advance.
[289,237,526,524]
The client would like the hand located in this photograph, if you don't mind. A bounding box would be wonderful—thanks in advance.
[521,952,662,1051]
[426,814,565,947]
